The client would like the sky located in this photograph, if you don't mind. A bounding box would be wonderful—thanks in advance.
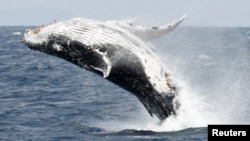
[0,0,250,26]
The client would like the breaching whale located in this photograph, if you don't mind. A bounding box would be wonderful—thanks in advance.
[23,15,186,120]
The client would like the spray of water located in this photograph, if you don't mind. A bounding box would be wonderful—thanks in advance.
[144,80,221,131]
[142,27,250,131]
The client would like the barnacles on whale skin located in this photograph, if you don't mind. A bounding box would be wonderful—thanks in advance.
[32,20,57,34]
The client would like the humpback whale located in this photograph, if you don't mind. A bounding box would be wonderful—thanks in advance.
[22,15,186,120]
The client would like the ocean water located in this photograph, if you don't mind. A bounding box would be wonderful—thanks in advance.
[0,26,249,140]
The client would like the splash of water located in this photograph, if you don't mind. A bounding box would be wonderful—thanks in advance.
[142,27,250,131]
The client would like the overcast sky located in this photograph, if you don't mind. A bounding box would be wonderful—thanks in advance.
[0,0,249,26]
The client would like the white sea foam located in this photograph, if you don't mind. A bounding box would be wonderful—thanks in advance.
[145,81,215,131]
[12,32,22,35]
[137,27,250,132]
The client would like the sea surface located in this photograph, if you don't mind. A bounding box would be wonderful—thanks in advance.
[0,26,250,140]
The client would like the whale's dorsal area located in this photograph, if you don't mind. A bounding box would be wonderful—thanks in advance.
[108,15,187,41]
[23,16,186,120]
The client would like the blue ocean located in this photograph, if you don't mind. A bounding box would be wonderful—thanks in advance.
[0,26,249,141]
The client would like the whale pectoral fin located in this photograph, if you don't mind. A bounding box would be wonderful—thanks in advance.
[90,45,112,78]
[115,15,187,41]
[89,55,112,78]
[63,40,112,78]
[153,15,187,38]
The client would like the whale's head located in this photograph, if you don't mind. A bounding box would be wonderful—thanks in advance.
[23,23,61,53]
[23,21,113,78]
[23,19,115,57]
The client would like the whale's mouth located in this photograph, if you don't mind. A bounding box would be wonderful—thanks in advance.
[23,22,59,50]
[22,37,44,52]
[23,28,40,46]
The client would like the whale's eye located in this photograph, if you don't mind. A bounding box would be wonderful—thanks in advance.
[99,46,107,53]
